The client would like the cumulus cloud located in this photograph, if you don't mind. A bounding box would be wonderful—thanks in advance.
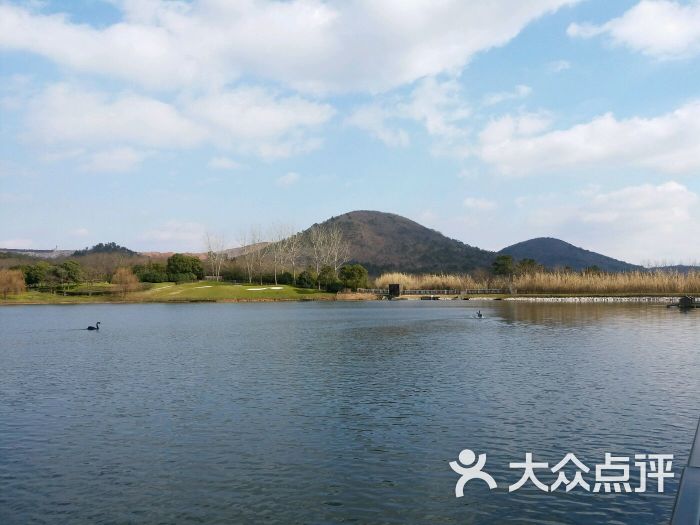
[346,105,410,147]
[478,102,700,175]
[548,59,571,72]
[22,82,333,161]
[70,228,90,237]
[187,87,334,158]
[208,157,241,170]
[276,172,301,187]
[482,84,532,106]
[527,182,699,263]
[25,83,205,148]
[80,147,148,173]
[0,238,33,249]
[568,1,700,59]
[139,220,206,251]
[0,1,579,93]
[346,77,471,155]
[463,197,497,210]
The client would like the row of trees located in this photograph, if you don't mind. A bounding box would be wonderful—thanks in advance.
[492,255,546,277]
[11,253,205,292]
[16,260,84,292]
[2,224,360,296]
[492,255,606,277]
[133,254,205,283]
[224,223,350,287]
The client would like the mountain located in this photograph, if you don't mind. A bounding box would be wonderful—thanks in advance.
[309,210,494,275]
[649,265,700,274]
[73,242,136,257]
[499,237,641,272]
[223,242,270,258]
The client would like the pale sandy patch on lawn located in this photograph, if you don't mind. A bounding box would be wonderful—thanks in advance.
[194,286,213,289]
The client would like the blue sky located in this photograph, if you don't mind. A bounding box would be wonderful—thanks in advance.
[1,0,699,264]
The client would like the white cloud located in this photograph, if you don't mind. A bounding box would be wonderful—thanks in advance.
[478,102,700,175]
[25,83,205,148]
[70,228,90,237]
[526,182,700,263]
[482,84,532,106]
[457,168,478,180]
[208,156,241,170]
[0,74,35,110]
[417,209,438,224]
[187,87,334,158]
[345,105,410,147]
[139,220,206,251]
[403,78,471,140]
[80,147,147,173]
[568,1,700,59]
[463,197,497,210]
[0,1,580,93]
[347,77,471,155]
[548,59,571,72]
[23,83,333,161]
[0,239,34,249]
[276,172,301,187]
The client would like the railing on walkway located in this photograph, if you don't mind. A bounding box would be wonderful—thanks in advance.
[357,288,506,295]
[670,415,700,524]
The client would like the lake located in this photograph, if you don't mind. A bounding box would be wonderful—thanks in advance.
[0,301,698,524]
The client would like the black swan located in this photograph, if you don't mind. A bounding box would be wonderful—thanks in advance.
[87,322,101,331]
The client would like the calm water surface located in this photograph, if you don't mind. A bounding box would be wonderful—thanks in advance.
[0,301,698,524]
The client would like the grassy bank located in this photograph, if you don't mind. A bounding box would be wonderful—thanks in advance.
[376,271,700,295]
[1,281,335,304]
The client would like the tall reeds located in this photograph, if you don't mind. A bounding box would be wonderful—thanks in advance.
[374,270,700,294]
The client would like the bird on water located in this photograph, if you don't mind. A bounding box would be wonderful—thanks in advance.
[87,322,101,331]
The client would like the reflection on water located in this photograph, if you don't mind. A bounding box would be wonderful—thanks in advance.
[0,301,698,524]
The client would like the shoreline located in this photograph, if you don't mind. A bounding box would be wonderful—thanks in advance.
[1,294,690,306]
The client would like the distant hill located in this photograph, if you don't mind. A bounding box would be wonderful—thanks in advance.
[0,248,74,260]
[649,265,700,274]
[307,210,494,274]
[223,242,270,258]
[73,242,136,257]
[499,237,641,272]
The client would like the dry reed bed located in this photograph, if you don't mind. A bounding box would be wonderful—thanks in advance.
[374,271,700,294]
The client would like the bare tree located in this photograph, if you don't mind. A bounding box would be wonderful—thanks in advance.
[112,267,140,297]
[283,229,303,283]
[0,269,26,299]
[326,223,350,273]
[205,233,226,281]
[248,226,267,285]
[308,224,328,277]
[268,224,292,285]
[238,230,255,283]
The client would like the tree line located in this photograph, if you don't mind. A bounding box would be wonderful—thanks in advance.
[1,223,369,296]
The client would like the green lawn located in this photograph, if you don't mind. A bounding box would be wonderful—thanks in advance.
[135,281,334,301]
[1,281,335,304]
[3,282,685,305]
